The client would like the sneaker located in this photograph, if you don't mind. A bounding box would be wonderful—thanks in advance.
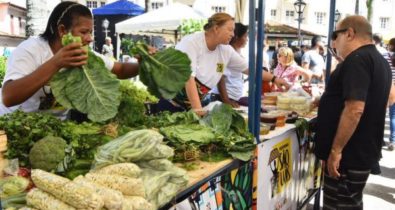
[389,143,394,151]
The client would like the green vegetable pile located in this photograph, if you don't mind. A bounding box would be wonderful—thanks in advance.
[115,80,157,127]
[130,41,192,99]
[158,104,256,162]
[0,111,64,166]
[51,33,121,122]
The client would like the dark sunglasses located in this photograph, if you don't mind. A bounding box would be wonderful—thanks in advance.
[331,28,348,40]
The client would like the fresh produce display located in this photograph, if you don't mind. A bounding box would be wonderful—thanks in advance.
[123,196,155,210]
[159,104,256,161]
[31,169,104,210]
[92,162,141,178]
[0,111,64,167]
[26,189,76,210]
[73,176,124,210]
[93,129,174,169]
[130,41,192,99]
[28,136,68,172]
[0,176,30,198]
[51,33,121,122]
[115,80,157,127]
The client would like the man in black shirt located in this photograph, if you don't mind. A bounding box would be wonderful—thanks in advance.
[314,15,391,209]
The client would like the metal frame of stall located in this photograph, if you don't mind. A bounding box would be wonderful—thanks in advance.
[247,0,338,209]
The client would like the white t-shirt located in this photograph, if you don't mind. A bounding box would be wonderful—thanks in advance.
[175,32,247,89]
[0,36,114,116]
[211,51,246,101]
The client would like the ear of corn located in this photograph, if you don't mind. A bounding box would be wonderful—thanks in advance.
[123,196,155,210]
[73,176,123,210]
[84,173,145,197]
[26,188,76,210]
[94,163,141,178]
[31,169,104,210]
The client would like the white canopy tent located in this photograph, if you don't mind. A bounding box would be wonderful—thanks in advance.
[115,3,207,33]
[115,3,207,59]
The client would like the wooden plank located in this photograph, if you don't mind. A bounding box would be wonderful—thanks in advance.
[180,159,232,188]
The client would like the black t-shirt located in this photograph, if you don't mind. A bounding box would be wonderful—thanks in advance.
[314,44,392,169]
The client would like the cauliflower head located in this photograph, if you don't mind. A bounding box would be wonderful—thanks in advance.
[29,136,68,171]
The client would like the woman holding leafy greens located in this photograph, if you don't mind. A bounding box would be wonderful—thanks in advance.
[159,13,288,115]
[0,2,142,119]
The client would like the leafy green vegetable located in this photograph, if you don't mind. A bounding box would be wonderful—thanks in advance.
[145,110,199,128]
[28,136,68,171]
[160,124,216,145]
[115,80,157,127]
[51,34,121,122]
[0,111,65,166]
[131,42,192,99]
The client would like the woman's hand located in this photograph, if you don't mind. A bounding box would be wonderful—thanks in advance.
[274,77,291,91]
[52,42,88,69]
[223,99,240,108]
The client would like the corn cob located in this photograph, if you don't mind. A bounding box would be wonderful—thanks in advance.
[31,169,104,210]
[84,173,145,197]
[94,163,141,178]
[18,207,40,210]
[26,188,76,210]
[123,196,155,210]
[73,176,123,210]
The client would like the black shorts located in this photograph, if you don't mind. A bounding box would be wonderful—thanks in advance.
[323,168,371,210]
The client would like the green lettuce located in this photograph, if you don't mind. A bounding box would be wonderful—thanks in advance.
[51,34,120,122]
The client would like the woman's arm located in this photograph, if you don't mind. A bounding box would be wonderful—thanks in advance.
[2,43,87,107]
[295,65,313,82]
[185,76,206,115]
[217,75,239,108]
[111,62,139,79]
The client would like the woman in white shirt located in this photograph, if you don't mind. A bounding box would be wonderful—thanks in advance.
[158,13,288,115]
[0,2,141,119]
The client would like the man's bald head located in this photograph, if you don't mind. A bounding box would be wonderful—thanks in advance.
[337,15,372,41]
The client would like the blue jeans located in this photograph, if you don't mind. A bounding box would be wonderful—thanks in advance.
[390,104,395,143]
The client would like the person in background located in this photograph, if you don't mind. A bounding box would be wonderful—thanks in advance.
[156,13,288,115]
[386,38,395,151]
[272,47,312,90]
[102,36,114,59]
[0,2,142,118]
[314,15,391,209]
[302,35,325,84]
[373,33,388,55]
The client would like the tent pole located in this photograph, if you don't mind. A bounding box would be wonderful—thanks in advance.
[247,0,257,137]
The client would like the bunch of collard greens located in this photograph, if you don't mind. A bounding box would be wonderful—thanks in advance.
[159,104,256,162]
[130,41,191,99]
[51,33,120,122]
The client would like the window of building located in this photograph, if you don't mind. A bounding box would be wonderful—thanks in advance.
[380,17,390,29]
[285,10,295,17]
[101,1,105,7]
[271,9,277,17]
[10,15,14,35]
[151,2,164,10]
[315,12,326,24]
[87,1,93,8]
[212,6,226,13]
[92,1,97,8]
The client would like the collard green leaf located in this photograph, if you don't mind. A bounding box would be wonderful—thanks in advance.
[51,51,120,122]
[132,43,192,99]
